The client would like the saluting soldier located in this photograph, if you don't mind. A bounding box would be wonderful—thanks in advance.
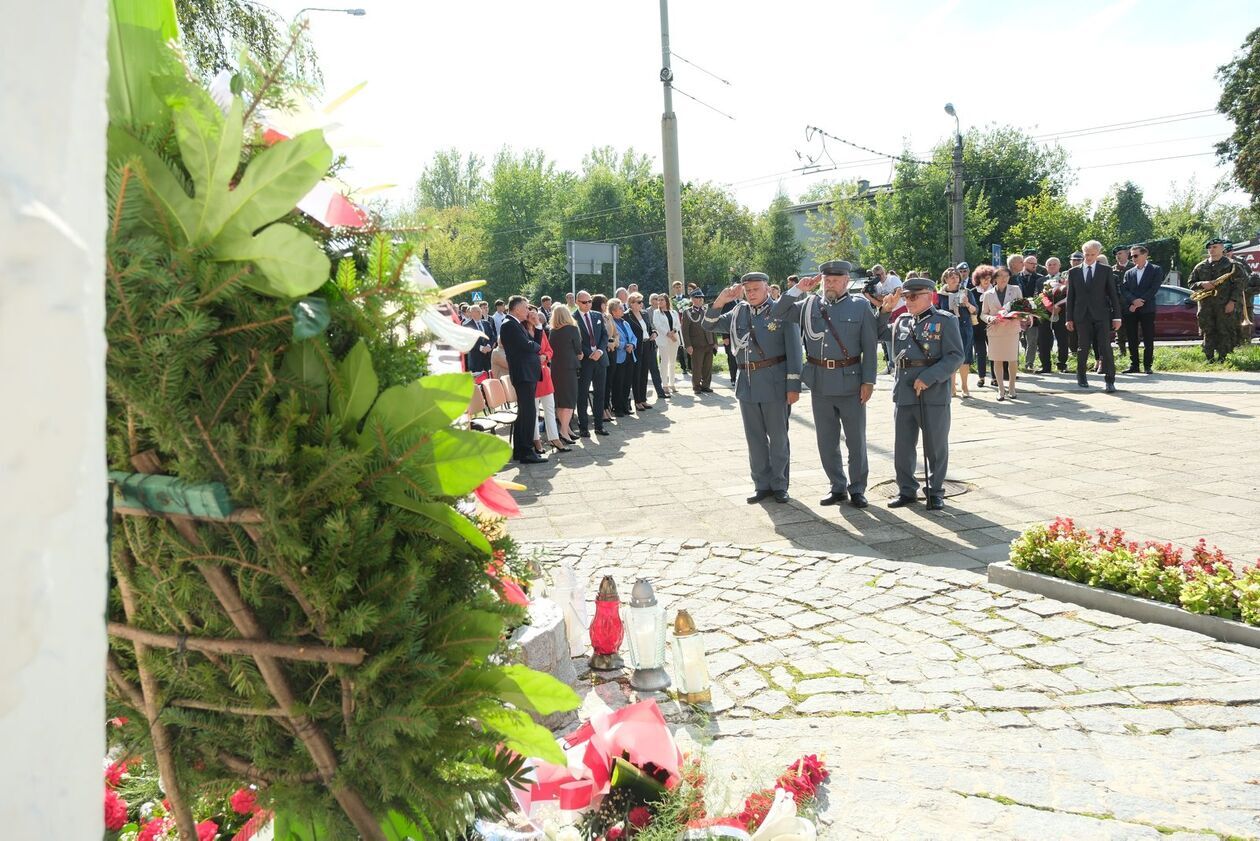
[770,261,877,509]
[707,273,804,504]
[1189,238,1245,363]
[888,277,964,511]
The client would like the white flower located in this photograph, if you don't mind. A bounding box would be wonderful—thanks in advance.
[749,788,817,841]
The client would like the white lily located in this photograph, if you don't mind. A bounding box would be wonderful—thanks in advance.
[749,788,817,841]
[402,257,487,352]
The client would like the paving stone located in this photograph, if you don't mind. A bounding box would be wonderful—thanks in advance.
[745,690,792,715]
[965,689,1055,710]
[1020,599,1071,617]
[796,676,865,695]
[1028,709,1076,729]
[1020,645,1083,668]
[988,630,1041,649]
[724,667,768,699]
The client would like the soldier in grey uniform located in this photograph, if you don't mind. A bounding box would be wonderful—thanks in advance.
[888,277,964,511]
[707,272,804,504]
[769,260,878,509]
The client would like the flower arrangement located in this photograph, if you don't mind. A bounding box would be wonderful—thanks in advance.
[1009,518,1260,625]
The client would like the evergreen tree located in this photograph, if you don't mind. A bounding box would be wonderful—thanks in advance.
[1216,26,1260,211]
[755,193,806,281]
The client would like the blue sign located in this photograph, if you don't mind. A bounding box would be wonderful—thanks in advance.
[471,291,484,302]
[991,244,1002,267]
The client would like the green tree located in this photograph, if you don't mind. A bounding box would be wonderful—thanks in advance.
[1216,26,1260,211]
[1095,181,1154,247]
[804,180,862,265]
[175,0,320,81]
[478,148,561,300]
[1006,183,1093,264]
[413,148,487,210]
[754,193,806,281]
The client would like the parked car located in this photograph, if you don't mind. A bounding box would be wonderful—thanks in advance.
[1146,284,1260,340]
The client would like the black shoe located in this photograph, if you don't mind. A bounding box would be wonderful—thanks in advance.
[578,429,591,438]
[1057,365,1067,372]
[1036,369,1051,374]
[746,490,773,504]
[1105,382,1117,394]
[977,379,985,387]
[773,490,790,504]
[1124,366,1140,374]
[888,495,917,508]
[1143,367,1152,374]
[850,493,869,509]
[594,428,610,436]
[516,452,548,464]
[1077,378,1089,388]
[820,491,848,506]
[926,495,945,511]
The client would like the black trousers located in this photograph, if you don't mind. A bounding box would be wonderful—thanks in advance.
[1123,312,1156,370]
[512,380,537,458]
[1050,320,1071,368]
[678,343,690,373]
[612,358,635,413]
[1075,319,1115,382]
[577,359,607,432]
[723,340,737,379]
[634,339,661,402]
[972,323,989,381]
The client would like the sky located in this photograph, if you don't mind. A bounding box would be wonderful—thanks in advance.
[262,0,1253,215]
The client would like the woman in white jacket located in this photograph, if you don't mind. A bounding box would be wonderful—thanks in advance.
[650,294,682,398]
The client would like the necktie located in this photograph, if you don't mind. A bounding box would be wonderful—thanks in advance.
[1086,266,1093,286]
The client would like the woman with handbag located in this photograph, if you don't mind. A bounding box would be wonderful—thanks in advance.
[981,266,1027,400]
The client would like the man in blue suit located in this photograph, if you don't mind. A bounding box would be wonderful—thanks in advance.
[1120,244,1163,374]
[499,295,546,464]
[573,289,610,438]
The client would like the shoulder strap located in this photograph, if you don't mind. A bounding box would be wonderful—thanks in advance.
[816,298,853,358]
[743,303,767,358]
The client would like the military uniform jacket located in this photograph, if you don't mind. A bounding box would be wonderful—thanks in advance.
[1189,257,1243,308]
[890,307,964,407]
[704,300,804,403]
[680,306,716,352]
[769,288,877,397]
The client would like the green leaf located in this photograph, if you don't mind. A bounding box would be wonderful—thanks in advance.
[476,665,581,716]
[107,125,196,241]
[333,339,378,432]
[215,224,331,299]
[291,297,331,341]
[381,493,492,558]
[429,609,505,664]
[403,428,510,497]
[360,374,475,445]
[476,705,566,765]
[381,810,429,841]
[107,0,179,128]
[282,341,329,414]
[226,129,332,236]
[273,812,332,841]
[172,95,244,241]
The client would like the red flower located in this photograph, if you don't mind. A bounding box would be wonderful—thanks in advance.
[606,828,624,841]
[137,817,171,841]
[196,820,219,841]
[474,478,521,517]
[105,759,128,788]
[104,787,129,831]
[232,811,272,841]
[229,787,259,815]
[628,806,652,828]
[108,716,129,728]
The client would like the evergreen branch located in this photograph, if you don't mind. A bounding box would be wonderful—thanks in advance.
[210,313,293,337]
[206,351,258,429]
[171,698,287,717]
[194,414,232,478]
[107,256,146,350]
[193,264,255,306]
[108,621,368,665]
[111,163,134,242]
[217,751,323,785]
[242,27,304,129]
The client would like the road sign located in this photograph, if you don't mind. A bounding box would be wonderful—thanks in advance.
[471,291,483,302]
[991,243,1002,267]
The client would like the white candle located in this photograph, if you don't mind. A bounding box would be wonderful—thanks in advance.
[633,624,657,667]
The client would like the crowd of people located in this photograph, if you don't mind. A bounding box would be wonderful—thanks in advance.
[455,236,1256,473]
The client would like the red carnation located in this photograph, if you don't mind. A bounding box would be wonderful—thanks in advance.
[606,827,624,841]
[104,787,129,831]
[108,716,129,728]
[628,806,651,828]
[196,819,218,841]
[105,759,128,788]
[230,787,259,815]
[137,818,171,841]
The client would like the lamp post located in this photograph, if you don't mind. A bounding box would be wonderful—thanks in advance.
[670,609,711,705]
[944,103,965,269]
[625,579,670,692]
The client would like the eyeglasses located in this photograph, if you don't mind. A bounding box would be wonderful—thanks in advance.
[903,291,929,299]
[577,299,592,304]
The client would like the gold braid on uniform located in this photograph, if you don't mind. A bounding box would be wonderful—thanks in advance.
[1190,262,1239,301]
[800,295,828,344]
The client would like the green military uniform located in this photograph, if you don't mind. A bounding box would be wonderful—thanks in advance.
[680,290,716,391]
[1189,238,1245,361]
[888,278,964,511]
[705,273,804,502]
[1225,245,1254,347]
[769,260,878,508]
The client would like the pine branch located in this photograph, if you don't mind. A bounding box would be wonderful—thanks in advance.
[107,622,366,665]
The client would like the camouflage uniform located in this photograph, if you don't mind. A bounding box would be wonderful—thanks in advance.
[1188,256,1244,361]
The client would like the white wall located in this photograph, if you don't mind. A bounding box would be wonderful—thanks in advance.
[0,1,108,836]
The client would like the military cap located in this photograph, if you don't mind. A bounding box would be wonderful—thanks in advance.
[1206,237,1227,247]
[956,261,970,270]
[819,260,853,276]
[739,272,770,284]
[690,288,706,298]
[1224,242,1234,252]
[902,277,935,294]
[1113,244,1131,254]
[1070,251,1085,260]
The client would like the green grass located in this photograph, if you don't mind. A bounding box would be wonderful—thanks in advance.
[1146,343,1260,372]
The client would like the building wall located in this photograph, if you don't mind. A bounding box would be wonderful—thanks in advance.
[0,1,108,836]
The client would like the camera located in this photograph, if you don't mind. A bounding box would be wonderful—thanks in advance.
[862,277,882,298]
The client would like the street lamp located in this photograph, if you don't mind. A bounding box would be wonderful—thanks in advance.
[944,103,965,269]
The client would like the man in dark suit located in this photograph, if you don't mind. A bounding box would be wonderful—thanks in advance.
[573,289,610,437]
[466,303,497,374]
[1120,244,1162,374]
[1065,240,1123,392]
[499,295,546,463]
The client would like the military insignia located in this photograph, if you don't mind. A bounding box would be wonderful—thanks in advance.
[767,322,779,332]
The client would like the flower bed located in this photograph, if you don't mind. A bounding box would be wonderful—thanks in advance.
[1008,518,1260,627]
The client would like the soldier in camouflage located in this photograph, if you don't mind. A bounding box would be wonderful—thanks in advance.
[1189,238,1245,362]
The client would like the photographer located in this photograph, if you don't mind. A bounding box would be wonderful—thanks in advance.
[862,267,898,373]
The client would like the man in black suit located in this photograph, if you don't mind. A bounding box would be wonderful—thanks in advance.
[573,289,610,437]
[1065,240,1123,392]
[499,295,546,463]
[1120,244,1162,374]
[466,303,497,374]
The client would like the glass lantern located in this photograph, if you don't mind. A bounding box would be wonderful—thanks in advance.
[589,576,624,671]
[670,609,711,705]
[625,579,670,691]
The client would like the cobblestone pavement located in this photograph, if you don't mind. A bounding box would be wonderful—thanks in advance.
[506,372,1260,838]
[534,539,1260,839]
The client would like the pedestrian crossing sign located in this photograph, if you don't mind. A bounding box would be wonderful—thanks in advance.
[471,292,483,302]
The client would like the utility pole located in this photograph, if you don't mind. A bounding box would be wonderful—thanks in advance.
[944,103,965,268]
[659,0,685,290]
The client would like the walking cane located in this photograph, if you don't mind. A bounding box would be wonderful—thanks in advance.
[918,387,935,502]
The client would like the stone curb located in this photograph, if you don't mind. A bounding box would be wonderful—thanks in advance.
[988,562,1260,649]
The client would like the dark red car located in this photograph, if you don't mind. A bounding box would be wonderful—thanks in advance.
[1150,284,1260,340]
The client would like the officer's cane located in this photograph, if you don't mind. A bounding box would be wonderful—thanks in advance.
[918,386,934,502]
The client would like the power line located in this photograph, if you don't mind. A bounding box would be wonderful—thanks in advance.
[669,51,731,86]
[804,125,931,166]
[1032,110,1218,141]
[672,86,735,120]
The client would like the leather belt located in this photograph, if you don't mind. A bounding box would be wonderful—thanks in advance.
[897,359,933,368]
[739,355,786,371]
[807,355,860,369]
